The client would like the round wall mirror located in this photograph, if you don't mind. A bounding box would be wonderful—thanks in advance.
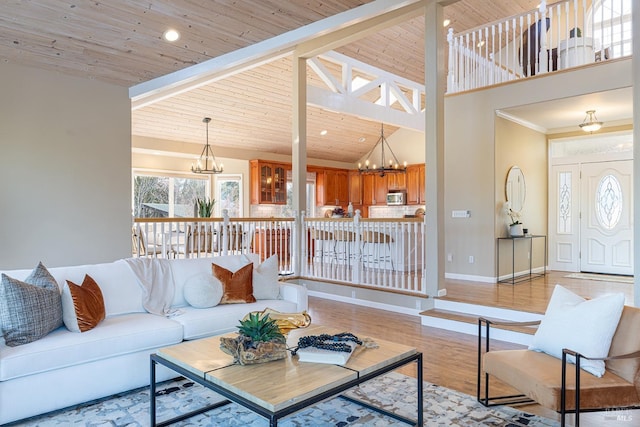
[505,166,526,212]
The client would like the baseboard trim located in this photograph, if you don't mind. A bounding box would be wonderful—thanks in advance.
[444,272,495,283]
[307,290,423,317]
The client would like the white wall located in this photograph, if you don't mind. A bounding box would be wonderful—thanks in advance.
[355,127,425,166]
[0,62,132,269]
[444,58,632,281]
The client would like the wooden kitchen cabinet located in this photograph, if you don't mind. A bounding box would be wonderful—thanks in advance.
[254,228,290,262]
[250,160,289,204]
[406,164,425,204]
[362,174,388,205]
[386,172,406,191]
[348,170,362,205]
[316,168,349,207]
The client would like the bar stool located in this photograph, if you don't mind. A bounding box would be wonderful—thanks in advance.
[333,230,357,264]
[361,230,394,270]
[310,229,333,263]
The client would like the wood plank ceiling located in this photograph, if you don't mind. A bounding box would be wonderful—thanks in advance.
[0,0,540,163]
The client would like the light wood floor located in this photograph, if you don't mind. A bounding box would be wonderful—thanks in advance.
[441,270,634,313]
[307,270,637,426]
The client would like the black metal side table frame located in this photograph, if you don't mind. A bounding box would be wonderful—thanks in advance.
[497,235,547,284]
[150,352,423,427]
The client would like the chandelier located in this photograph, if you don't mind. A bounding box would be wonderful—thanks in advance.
[579,110,603,133]
[358,123,407,177]
[191,117,224,174]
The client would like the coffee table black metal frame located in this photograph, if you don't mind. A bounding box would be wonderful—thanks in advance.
[150,351,423,427]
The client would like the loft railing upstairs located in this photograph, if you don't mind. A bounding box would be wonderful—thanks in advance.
[132,212,427,297]
[447,0,632,93]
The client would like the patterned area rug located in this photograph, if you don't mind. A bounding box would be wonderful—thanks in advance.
[564,272,633,284]
[10,372,558,426]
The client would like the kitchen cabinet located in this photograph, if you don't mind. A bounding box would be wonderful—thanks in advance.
[254,228,290,262]
[250,160,289,204]
[316,169,349,207]
[348,171,362,205]
[362,174,388,205]
[387,173,406,191]
[406,164,425,204]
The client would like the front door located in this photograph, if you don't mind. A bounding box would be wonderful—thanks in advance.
[580,160,633,275]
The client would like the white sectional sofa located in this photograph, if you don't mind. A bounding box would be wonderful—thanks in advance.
[0,254,307,424]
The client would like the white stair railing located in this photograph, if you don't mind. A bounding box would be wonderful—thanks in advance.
[447,0,632,93]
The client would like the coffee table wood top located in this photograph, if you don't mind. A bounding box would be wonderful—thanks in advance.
[157,324,416,412]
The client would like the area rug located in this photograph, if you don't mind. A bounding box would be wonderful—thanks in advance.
[564,272,633,284]
[9,372,558,426]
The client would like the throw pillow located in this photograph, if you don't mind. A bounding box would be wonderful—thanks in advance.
[61,275,106,333]
[213,262,255,304]
[184,273,223,308]
[0,262,63,346]
[529,284,625,377]
[251,254,281,300]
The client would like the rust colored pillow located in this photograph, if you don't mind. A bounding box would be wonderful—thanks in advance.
[213,262,255,304]
[61,275,106,332]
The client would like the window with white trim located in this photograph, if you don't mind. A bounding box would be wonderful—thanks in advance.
[591,0,632,58]
[215,174,243,217]
[133,171,209,218]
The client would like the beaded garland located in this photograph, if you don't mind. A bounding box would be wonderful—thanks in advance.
[292,332,362,355]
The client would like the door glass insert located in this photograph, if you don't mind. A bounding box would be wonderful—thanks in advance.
[595,174,622,230]
[558,171,572,233]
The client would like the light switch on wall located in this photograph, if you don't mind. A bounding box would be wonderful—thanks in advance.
[451,210,471,218]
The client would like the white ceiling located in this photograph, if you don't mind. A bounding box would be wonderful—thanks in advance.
[498,87,633,134]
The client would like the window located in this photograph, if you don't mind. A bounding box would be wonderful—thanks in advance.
[284,171,316,217]
[133,171,209,218]
[595,174,623,230]
[215,175,242,217]
[591,0,632,58]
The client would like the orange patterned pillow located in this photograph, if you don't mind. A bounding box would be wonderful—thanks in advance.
[61,275,106,332]
[213,262,255,304]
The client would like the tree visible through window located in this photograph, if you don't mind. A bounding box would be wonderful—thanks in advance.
[216,175,242,217]
[133,173,208,218]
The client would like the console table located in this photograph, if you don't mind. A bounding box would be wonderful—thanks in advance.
[497,235,547,284]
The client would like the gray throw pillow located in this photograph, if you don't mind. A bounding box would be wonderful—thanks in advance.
[0,262,63,346]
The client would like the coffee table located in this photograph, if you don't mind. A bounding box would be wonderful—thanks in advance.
[150,325,423,426]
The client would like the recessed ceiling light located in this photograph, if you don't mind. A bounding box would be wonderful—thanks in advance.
[443,19,451,27]
[163,29,180,42]
[358,137,366,143]
[320,130,328,136]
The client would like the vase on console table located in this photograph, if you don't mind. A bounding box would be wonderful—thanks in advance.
[509,223,524,237]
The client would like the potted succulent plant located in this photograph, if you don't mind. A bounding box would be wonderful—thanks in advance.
[219,313,287,365]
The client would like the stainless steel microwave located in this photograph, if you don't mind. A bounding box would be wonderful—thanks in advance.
[386,191,406,205]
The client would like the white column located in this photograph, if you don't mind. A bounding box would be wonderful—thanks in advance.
[633,1,639,307]
[292,54,308,276]
[425,0,445,302]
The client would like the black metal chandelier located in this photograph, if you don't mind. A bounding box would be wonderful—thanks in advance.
[357,123,406,177]
[191,117,224,174]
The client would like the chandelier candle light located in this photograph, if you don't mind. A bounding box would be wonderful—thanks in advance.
[191,117,224,174]
[358,123,407,177]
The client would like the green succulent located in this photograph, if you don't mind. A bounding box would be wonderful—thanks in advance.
[196,197,215,218]
[238,313,285,344]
